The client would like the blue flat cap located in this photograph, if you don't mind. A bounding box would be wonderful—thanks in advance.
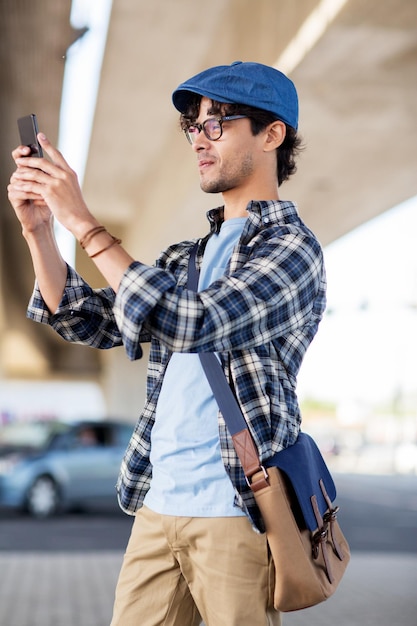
[172,61,298,129]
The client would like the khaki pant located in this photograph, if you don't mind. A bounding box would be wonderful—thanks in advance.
[110,506,281,626]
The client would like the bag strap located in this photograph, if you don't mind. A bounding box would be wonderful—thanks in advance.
[188,243,265,485]
[188,246,345,577]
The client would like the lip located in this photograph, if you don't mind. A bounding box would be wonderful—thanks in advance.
[197,158,215,170]
[198,159,213,174]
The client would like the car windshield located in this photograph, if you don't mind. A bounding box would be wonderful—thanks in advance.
[0,421,69,451]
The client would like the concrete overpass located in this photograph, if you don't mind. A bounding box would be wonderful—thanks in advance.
[1,0,416,417]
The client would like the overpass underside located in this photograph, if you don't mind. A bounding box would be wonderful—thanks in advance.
[0,0,416,416]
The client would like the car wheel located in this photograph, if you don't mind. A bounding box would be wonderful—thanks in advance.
[26,475,60,518]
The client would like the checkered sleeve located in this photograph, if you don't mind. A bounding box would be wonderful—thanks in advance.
[113,225,325,365]
[27,264,124,350]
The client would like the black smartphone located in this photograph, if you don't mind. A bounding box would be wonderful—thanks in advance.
[17,114,43,157]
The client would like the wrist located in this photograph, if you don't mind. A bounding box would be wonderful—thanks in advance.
[21,219,54,242]
[73,219,102,243]
[79,225,122,259]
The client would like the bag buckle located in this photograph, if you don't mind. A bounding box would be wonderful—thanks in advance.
[246,465,269,491]
[312,524,329,559]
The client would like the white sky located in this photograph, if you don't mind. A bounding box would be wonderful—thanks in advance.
[297,194,417,406]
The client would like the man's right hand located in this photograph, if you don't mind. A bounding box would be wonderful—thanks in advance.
[8,144,54,236]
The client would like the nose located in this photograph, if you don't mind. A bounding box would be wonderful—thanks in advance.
[191,131,210,152]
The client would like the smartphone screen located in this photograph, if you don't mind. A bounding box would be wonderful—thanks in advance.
[17,114,43,157]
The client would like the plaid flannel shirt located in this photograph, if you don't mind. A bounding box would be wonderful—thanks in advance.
[27,200,326,531]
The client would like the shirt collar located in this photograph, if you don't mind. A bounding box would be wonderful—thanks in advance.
[206,200,299,234]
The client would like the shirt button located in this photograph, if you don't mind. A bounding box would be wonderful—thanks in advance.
[263,217,270,224]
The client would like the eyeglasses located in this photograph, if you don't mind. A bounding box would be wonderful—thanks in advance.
[183,115,248,145]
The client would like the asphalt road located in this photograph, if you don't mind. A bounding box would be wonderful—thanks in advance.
[1,473,416,553]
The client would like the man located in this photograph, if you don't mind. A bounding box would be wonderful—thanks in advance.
[8,61,326,626]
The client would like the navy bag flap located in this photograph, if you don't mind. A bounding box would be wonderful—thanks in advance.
[266,432,336,532]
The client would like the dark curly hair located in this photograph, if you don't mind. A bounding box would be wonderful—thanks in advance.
[180,95,304,186]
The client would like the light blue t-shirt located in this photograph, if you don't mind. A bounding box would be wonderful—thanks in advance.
[144,217,247,516]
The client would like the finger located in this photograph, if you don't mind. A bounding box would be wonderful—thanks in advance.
[15,135,71,176]
[15,155,57,177]
[32,198,49,207]
[11,167,46,183]
[7,182,43,202]
[12,145,32,161]
[37,133,71,170]
[8,180,39,197]
[9,170,45,195]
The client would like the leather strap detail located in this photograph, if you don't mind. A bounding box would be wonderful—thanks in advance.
[320,479,344,560]
[249,468,270,492]
[232,429,262,478]
[311,494,324,530]
[311,494,334,583]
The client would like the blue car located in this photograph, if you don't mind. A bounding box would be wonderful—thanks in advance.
[0,419,133,517]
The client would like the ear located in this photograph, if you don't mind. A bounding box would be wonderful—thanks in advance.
[264,121,286,152]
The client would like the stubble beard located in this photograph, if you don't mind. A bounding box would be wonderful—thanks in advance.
[200,152,254,194]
